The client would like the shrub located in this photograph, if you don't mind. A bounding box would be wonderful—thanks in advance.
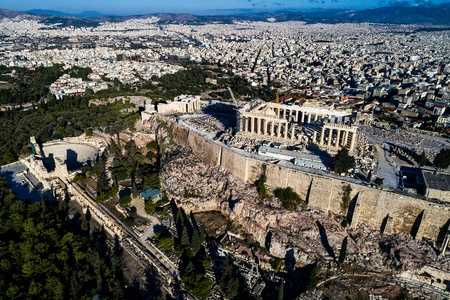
[274,187,302,210]
[255,174,268,199]
[270,257,283,272]
[158,237,174,253]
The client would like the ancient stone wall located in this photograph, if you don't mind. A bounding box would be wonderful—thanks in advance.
[164,120,450,241]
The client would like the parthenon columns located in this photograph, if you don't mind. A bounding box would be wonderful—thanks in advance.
[336,130,341,148]
[328,129,332,146]
[320,127,325,145]
[350,132,357,152]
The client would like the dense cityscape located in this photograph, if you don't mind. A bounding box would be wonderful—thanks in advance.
[0,4,450,300]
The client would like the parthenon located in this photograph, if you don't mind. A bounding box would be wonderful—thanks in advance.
[236,100,359,152]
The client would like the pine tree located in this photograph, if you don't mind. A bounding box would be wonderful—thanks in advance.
[307,265,318,291]
[367,170,372,183]
[199,226,206,243]
[181,226,190,248]
[339,236,348,265]
[278,279,284,300]
[176,209,184,225]
[191,230,201,253]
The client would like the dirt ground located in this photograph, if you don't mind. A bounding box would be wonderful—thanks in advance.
[193,210,230,237]
[318,264,408,300]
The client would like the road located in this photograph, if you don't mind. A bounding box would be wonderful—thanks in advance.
[373,143,399,189]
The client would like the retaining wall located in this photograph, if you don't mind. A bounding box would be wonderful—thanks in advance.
[166,120,450,242]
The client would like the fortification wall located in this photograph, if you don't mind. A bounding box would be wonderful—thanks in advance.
[186,129,222,167]
[165,120,450,241]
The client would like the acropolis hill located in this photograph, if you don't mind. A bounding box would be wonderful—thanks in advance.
[146,116,450,244]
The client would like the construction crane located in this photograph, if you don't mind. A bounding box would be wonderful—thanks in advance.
[227,86,237,104]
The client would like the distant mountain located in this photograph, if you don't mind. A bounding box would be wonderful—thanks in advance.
[0,4,449,27]
[332,3,450,25]
[26,9,104,19]
[0,8,42,20]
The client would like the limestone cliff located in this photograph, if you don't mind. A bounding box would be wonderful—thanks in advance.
[150,117,449,274]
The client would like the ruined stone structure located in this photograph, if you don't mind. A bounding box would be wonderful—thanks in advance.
[157,94,200,114]
[237,100,358,151]
[162,118,450,242]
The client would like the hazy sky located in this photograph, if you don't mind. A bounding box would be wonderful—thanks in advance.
[3,0,450,15]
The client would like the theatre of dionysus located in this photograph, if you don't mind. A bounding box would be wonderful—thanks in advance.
[236,100,359,152]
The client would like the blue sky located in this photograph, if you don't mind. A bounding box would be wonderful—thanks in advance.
[2,0,450,15]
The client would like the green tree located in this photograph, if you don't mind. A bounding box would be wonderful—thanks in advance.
[158,237,175,253]
[145,199,155,214]
[434,148,450,169]
[331,148,355,174]
[339,236,348,265]
[418,151,427,167]
[118,195,132,208]
[176,209,184,225]
[202,256,212,269]
[307,265,318,291]
[191,230,202,253]
[255,174,268,199]
[181,226,190,248]
[85,129,93,136]
[367,170,372,183]
[274,187,302,210]
[219,260,241,299]
[374,177,384,187]
[278,279,284,300]
[182,271,213,300]
[270,257,283,272]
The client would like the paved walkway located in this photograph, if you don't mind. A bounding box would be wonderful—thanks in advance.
[373,143,399,189]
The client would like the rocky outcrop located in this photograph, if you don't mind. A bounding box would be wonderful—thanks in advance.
[159,144,449,272]
[150,116,449,274]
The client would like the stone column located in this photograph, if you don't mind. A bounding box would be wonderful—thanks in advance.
[270,121,274,137]
[284,123,288,139]
[277,121,281,137]
[294,110,298,122]
[336,130,341,148]
[350,131,356,151]
[256,117,260,135]
[342,130,347,147]
[313,131,317,144]
[315,113,318,121]
[291,125,295,140]
[242,117,247,132]
[301,112,305,123]
[308,113,312,123]
[320,127,325,145]
[328,128,333,146]
[249,117,253,133]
